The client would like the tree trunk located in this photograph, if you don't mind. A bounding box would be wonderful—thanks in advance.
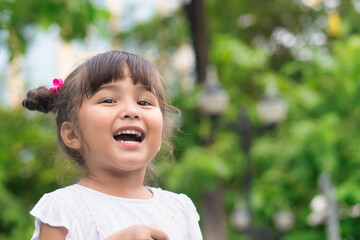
[7,56,24,109]
[183,0,209,83]
[203,188,227,240]
[184,2,226,239]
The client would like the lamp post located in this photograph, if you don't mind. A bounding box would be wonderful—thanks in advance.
[227,82,290,240]
[257,81,288,126]
[198,65,229,144]
[198,71,292,239]
[197,65,229,240]
[307,172,340,240]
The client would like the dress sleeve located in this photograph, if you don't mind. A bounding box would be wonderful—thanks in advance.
[179,194,203,240]
[29,193,76,240]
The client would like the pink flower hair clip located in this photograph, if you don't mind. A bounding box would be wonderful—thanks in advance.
[49,78,63,94]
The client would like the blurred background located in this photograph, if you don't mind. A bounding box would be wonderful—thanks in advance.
[1,0,360,239]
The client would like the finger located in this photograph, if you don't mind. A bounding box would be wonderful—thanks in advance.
[146,225,169,240]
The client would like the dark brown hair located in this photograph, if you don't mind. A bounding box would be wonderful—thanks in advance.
[23,51,178,169]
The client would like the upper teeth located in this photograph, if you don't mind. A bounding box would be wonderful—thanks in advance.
[114,129,142,138]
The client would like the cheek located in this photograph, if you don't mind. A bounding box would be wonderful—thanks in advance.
[156,119,164,152]
[78,109,108,132]
[152,111,164,141]
[76,109,107,150]
[158,112,164,134]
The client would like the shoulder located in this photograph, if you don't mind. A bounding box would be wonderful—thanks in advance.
[29,185,79,239]
[30,185,80,222]
[30,185,100,240]
[151,187,199,220]
[30,185,98,217]
[33,185,82,207]
[150,188,203,239]
[154,188,193,203]
[151,187,188,202]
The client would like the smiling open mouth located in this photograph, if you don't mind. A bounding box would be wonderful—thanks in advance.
[113,129,144,143]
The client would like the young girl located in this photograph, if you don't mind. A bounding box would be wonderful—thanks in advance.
[22,51,203,240]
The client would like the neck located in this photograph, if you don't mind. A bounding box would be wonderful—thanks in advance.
[78,168,152,199]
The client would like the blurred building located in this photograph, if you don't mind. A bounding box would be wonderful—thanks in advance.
[1,0,181,109]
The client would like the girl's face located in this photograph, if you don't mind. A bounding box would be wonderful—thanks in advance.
[75,73,163,177]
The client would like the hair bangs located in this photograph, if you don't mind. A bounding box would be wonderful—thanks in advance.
[126,55,164,100]
[79,51,163,101]
[81,51,128,97]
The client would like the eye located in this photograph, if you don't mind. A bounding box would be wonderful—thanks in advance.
[138,100,152,106]
[100,98,116,104]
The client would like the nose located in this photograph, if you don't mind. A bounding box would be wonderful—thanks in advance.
[119,101,140,120]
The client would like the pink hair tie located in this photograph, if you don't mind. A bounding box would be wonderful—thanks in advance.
[49,78,63,94]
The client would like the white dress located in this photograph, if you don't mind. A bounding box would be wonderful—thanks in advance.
[30,184,203,240]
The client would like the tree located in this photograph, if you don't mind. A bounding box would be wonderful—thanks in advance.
[2,1,360,239]
[119,1,360,239]
[0,1,107,238]
[0,0,108,59]
[0,0,108,107]
[0,108,60,239]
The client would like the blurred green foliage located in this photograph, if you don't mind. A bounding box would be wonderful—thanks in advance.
[121,1,360,239]
[1,0,360,239]
[0,109,59,239]
[0,0,109,59]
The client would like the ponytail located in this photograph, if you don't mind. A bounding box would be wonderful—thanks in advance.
[22,86,57,113]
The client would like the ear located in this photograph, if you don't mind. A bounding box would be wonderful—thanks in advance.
[60,121,82,149]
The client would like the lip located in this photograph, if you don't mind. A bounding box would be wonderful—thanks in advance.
[113,125,146,149]
[119,141,143,149]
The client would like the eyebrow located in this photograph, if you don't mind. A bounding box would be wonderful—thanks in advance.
[98,82,152,93]
[98,84,120,92]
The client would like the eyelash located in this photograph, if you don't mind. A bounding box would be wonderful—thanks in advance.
[100,98,153,106]
[101,99,116,104]
[138,100,152,106]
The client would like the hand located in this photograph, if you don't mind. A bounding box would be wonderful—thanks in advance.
[105,224,169,240]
